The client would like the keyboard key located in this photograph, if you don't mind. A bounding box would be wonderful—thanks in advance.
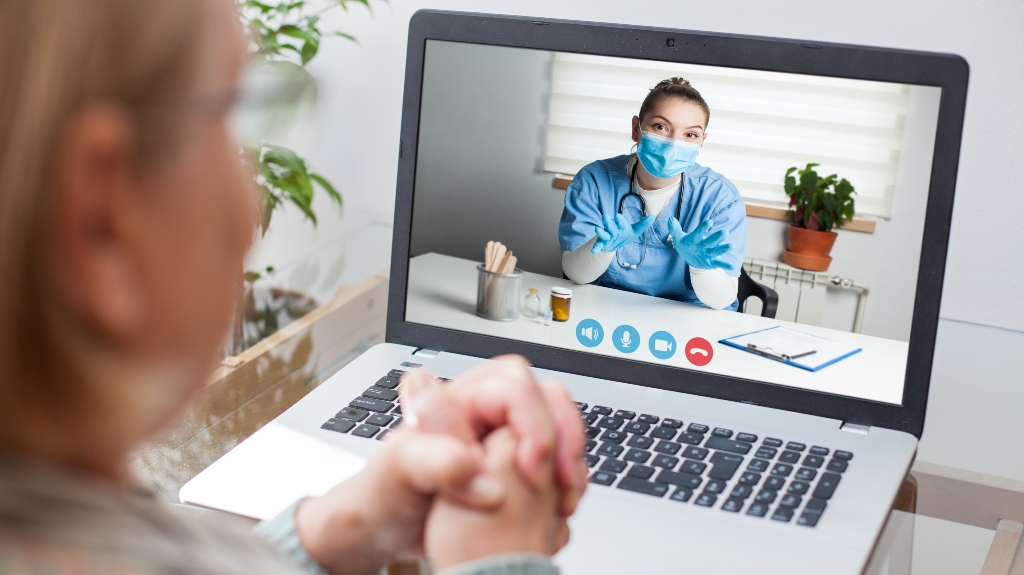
[598,416,624,430]
[390,417,403,428]
[764,477,786,490]
[679,460,707,475]
[584,454,599,467]
[677,432,704,445]
[376,429,391,441]
[654,469,702,489]
[585,426,601,439]
[591,405,612,415]
[797,512,822,527]
[771,463,794,477]
[813,473,842,500]
[638,414,660,424]
[624,421,651,435]
[625,448,651,463]
[779,494,802,507]
[681,446,708,460]
[746,502,770,517]
[688,423,709,434]
[349,397,393,413]
[366,413,394,427]
[795,468,818,482]
[788,481,810,495]
[362,387,398,401]
[670,488,693,502]
[584,439,597,453]
[627,435,655,449]
[321,418,356,433]
[628,464,656,480]
[352,424,381,438]
[704,436,751,455]
[336,407,369,422]
[722,497,744,512]
[755,489,777,504]
[600,459,628,474]
[786,442,807,452]
[615,410,636,420]
[386,369,405,378]
[704,479,727,494]
[654,441,681,455]
[805,498,827,513]
[802,455,825,468]
[810,446,830,456]
[736,432,758,443]
[730,484,753,499]
[662,418,683,428]
[827,459,849,473]
[374,376,400,389]
[617,477,669,497]
[771,507,794,522]
[755,447,777,459]
[747,459,770,472]
[779,451,801,464]
[708,451,744,480]
[652,455,679,469]
[597,443,624,458]
[574,402,589,411]
[763,437,783,448]
[650,426,677,440]
[589,472,615,486]
[600,429,628,444]
[712,427,733,438]
[583,413,600,425]
[695,493,717,507]
[739,472,762,486]
[834,450,854,461]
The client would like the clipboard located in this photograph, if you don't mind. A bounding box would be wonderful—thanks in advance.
[719,326,862,372]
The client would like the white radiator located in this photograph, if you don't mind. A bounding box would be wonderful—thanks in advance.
[741,257,870,334]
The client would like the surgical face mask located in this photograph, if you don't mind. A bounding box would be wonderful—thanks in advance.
[636,130,701,179]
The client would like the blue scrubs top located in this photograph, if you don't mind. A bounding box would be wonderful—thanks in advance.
[558,154,747,310]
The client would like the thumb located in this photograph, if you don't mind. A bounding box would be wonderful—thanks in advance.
[385,429,505,509]
[668,217,683,238]
[636,215,656,234]
[401,370,477,444]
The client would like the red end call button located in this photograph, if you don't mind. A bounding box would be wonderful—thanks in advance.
[685,337,714,367]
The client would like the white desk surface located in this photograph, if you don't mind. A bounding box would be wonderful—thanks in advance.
[405,253,907,404]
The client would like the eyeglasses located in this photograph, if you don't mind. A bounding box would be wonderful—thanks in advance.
[228,60,318,147]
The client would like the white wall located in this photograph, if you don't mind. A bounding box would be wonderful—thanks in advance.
[255,0,1024,480]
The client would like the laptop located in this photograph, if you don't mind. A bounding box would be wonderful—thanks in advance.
[181,11,968,574]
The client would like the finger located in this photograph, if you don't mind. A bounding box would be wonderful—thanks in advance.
[401,375,478,445]
[559,458,588,518]
[702,229,728,247]
[594,227,612,242]
[383,429,503,509]
[634,214,657,235]
[538,380,586,508]
[601,213,618,237]
[613,213,633,237]
[695,218,713,237]
[710,258,738,272]
[668,216,683,238]
[704,241,732,258]
[447,356,557,486]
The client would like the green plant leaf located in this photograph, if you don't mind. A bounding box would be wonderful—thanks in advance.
[310,173,343,208]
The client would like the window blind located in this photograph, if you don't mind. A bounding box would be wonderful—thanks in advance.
[543,53,913,219]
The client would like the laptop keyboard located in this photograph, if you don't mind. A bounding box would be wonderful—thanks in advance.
[320,369,852,528]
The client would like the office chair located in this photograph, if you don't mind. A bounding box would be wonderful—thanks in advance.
[738,267,779,319]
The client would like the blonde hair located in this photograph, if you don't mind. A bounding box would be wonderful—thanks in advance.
[0,0,217,458]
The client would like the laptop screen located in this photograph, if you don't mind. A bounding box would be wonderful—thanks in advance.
[404,39,942,406]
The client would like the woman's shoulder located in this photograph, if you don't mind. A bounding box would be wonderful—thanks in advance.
[688,163,742,202]
[575,154,631,178]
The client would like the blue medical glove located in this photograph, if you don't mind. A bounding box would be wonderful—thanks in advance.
[592,212,656,254]
[667,217,736,272]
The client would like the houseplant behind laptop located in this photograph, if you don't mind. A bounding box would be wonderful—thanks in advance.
[783,162,857,272]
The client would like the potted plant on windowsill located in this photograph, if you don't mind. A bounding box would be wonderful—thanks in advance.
[782,163,857,272]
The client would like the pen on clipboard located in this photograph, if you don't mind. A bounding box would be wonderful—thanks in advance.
[745,343,817,362]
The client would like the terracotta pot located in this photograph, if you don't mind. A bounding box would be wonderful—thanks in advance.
[787,225,837,257]
[783,250,832,272]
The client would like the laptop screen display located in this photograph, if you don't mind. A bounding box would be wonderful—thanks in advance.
[405,40,942,406]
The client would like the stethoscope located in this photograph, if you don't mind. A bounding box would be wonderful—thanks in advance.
[616,161,684,270]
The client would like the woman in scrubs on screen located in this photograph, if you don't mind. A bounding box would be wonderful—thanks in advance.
[558,77,747,311]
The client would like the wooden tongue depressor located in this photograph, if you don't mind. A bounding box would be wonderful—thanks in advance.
[498,251,514,275]
[505,255,517,274]
[486,240,495,270]
[493,244,507,273]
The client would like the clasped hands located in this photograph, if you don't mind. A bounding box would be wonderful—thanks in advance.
[295,356,587,575]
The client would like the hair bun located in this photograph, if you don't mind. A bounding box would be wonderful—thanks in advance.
[656,77,691,90]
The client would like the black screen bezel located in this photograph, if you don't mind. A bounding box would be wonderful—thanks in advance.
[386,10,969,438]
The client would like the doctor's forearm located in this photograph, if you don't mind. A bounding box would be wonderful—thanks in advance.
[561,237,613,284]
[689,267,739,310]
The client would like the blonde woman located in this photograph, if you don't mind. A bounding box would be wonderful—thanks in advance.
[0,1,585,574]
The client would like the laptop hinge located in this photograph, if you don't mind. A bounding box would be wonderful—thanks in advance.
[412,348,440,359]
[841,422,871,435]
